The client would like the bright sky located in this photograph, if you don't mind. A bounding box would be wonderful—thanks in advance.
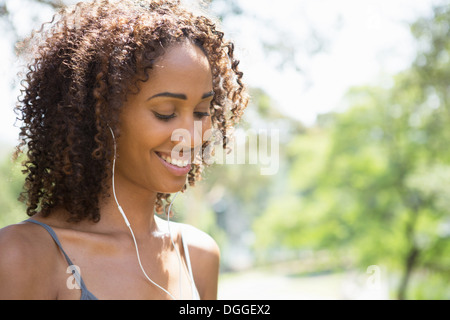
[0,0,438,147]
[229,0,436,124]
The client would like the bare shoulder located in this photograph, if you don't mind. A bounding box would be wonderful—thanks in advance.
[0,222,41,270]
[178,223,220,299]
[180,223,220,258]
[0,222,59,299]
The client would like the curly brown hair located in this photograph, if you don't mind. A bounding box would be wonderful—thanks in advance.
[14,0,248,222]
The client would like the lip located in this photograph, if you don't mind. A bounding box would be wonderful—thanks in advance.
[154,151,191,176]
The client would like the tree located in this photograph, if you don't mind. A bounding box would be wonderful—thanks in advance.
[252,3,450,299]
[0,153,27,227]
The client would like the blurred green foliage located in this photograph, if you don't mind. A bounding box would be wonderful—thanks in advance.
[251,3,450,299]
[0,152,27,227]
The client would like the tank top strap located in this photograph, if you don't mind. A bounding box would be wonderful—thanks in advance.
[26,219,74,265]
[180,229,200,300]
[25,218,97,300]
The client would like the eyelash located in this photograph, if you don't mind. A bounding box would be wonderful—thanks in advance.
[154,113,176,121]
[194,112,211,119]
[153,112,210,121]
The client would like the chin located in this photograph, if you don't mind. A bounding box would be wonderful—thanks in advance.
[155,179,187,194]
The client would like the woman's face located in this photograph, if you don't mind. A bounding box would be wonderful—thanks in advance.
[115,41,213,194]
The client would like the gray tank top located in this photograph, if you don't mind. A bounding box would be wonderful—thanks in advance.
[26,219,98,300]
[26,218,200,300]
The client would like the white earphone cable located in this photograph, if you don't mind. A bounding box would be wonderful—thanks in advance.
[108,126,181,300]
[166,191,183,299]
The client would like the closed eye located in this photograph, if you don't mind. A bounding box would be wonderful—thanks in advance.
[153,111,210,121]
[194,111,210,119]
[153,112,176,121]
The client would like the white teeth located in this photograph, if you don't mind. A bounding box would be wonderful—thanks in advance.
[159,153,189,168]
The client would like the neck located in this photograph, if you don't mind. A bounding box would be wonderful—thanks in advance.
[99,174,163,237]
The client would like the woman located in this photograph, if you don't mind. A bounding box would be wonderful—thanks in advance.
[0,0,247,300]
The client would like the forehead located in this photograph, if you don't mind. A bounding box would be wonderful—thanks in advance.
[155,41,210,71]
[145,41,213,90]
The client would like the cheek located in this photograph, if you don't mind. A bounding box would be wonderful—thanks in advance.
[117,119,172,170]
[121,110,170,148]
[142,123,173,148]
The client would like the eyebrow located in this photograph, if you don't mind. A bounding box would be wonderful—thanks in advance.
[201,91,215,99]
[147,91,215,101]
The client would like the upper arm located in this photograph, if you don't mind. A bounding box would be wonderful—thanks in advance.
[182,224,220,300]
[0,224,56,299]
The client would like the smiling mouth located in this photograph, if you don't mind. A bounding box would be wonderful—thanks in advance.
[155,151,190,168]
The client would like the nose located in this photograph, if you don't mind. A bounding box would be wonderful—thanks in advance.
[171,119,204,159]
